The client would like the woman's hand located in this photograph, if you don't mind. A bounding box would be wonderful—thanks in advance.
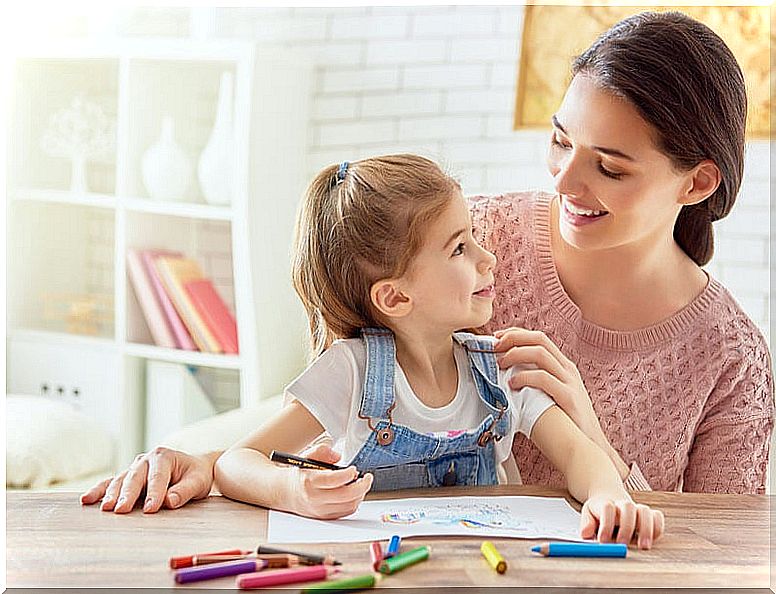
[493,327,629,478]
[80,448,217,513]
[580,495,665,550]
[286,443,373,520]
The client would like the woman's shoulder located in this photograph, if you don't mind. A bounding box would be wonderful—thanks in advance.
[468,189,554,248]
[468,189,553,219]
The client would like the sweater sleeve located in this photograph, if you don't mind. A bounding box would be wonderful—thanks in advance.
[683,332,774,494]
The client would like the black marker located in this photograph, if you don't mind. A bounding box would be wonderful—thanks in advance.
[269,450,364,478]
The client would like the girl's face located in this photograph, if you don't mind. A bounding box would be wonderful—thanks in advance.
[547,74,691,254]
[401,191,497,333]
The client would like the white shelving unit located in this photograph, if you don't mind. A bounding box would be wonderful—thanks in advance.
[6,39,311,466]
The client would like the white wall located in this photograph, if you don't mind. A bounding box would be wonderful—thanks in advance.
[80,5,769,345]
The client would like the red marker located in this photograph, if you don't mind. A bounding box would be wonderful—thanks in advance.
[169,548,249,569]
[369,541,383,571]
[236,565,340,589]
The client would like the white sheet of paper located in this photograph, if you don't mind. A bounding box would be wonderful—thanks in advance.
[267,495,584,544]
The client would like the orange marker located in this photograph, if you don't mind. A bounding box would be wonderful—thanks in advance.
[169,548,249,569]
[369,541,383,571]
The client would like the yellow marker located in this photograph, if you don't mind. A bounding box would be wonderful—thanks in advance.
[481,541,507,574]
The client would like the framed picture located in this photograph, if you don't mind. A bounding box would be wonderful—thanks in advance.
[515,5,772,138]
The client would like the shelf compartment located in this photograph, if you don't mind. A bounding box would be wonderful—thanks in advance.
[8,202,115,339]
[122,58,238,204]
[10,58,119,195]
[125,211,235,351]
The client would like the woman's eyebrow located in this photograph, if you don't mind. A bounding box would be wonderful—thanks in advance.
[551,114,635,162]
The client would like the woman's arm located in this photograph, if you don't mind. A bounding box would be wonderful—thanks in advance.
[529,406,664,549]
[214,400,373,518]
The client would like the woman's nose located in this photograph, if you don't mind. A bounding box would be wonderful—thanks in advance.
[551,152,586,198]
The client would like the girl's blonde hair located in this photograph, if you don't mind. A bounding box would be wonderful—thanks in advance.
[292,154,460,359]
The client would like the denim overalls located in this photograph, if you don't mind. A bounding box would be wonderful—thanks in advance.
[349,328,512,492]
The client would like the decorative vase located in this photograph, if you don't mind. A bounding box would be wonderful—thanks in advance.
[70,154,88,194]
[197,71,234,206]
[141,116,192,202]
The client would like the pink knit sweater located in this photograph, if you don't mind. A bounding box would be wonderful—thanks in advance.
[470,191,774,494]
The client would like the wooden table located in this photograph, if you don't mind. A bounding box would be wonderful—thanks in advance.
[6,485,771,590]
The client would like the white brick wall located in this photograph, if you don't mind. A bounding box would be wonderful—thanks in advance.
[103,6,770,346]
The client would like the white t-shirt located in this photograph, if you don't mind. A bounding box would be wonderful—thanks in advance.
[284,337,555,484]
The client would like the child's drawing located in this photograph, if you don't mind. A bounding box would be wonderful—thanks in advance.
[382,501,531,531]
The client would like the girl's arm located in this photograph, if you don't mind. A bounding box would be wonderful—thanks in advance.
[529,406,664,549]
[492,328,633,481]
[214,400,373,519]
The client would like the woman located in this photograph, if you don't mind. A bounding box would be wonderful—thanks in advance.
[82,11,773,514]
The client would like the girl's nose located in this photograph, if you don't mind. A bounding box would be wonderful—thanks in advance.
[478,248,496,274]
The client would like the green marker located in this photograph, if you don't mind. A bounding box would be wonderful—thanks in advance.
[378,545,431,575]
[302,573,382,592]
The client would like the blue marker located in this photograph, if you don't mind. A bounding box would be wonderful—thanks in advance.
[385,535,401,558]
[531,542,627,558]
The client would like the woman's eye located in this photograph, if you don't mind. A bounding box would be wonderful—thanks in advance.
[452,242,465,256]
[598,163,624,180]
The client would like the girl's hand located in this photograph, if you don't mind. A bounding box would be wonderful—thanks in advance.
[286,443,373,520]
[580,495,665,550]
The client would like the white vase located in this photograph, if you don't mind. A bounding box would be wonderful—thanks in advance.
[141,116,192,202]
[198,71,234,206]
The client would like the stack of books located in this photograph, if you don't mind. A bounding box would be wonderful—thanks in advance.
[127,248,239,354]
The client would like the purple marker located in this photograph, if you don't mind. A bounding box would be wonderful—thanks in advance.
[174,558,267,583]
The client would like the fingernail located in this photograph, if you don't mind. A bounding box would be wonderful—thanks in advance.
[168,493,180,508]
[144,497,154,511]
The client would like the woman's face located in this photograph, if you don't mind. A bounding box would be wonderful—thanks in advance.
[547,74,691,254]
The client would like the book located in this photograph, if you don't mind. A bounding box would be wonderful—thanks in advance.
[126,249,177,348]
[184,279,239,354]
[155,256,223,353]
[140,250,197,351]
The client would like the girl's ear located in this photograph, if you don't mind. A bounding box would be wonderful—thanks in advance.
[678,159,721,206]
[370,279,412,319]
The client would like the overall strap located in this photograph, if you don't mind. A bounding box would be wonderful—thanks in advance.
[453,332,511,437]
[358,328,398,420]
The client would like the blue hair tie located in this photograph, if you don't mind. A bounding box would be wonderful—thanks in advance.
[336,161,350,184]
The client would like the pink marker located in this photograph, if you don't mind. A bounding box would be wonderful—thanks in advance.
[236,565,340,589]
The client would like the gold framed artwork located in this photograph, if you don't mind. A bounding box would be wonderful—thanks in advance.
[514,5,771,138]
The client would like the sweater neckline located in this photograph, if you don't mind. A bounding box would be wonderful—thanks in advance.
[532,193,722,350]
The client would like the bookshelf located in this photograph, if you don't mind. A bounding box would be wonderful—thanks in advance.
[6,39,311,466]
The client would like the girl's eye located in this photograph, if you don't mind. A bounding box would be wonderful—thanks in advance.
[452,242,465,256]
[598,163,624,180]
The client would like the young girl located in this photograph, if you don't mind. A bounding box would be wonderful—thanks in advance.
[215,154,664,549]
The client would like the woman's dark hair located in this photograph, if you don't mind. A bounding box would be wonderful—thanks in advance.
[572,11,747,266]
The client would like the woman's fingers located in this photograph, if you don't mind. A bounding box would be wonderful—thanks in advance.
[100,472,127,511]
[494,327,570,369]
[140,448,176,512]
[496,344,567,379]
[79,477,111,505]
[509,369,568,403]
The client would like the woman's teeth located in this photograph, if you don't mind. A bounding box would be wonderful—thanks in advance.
[565,201,607,217]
